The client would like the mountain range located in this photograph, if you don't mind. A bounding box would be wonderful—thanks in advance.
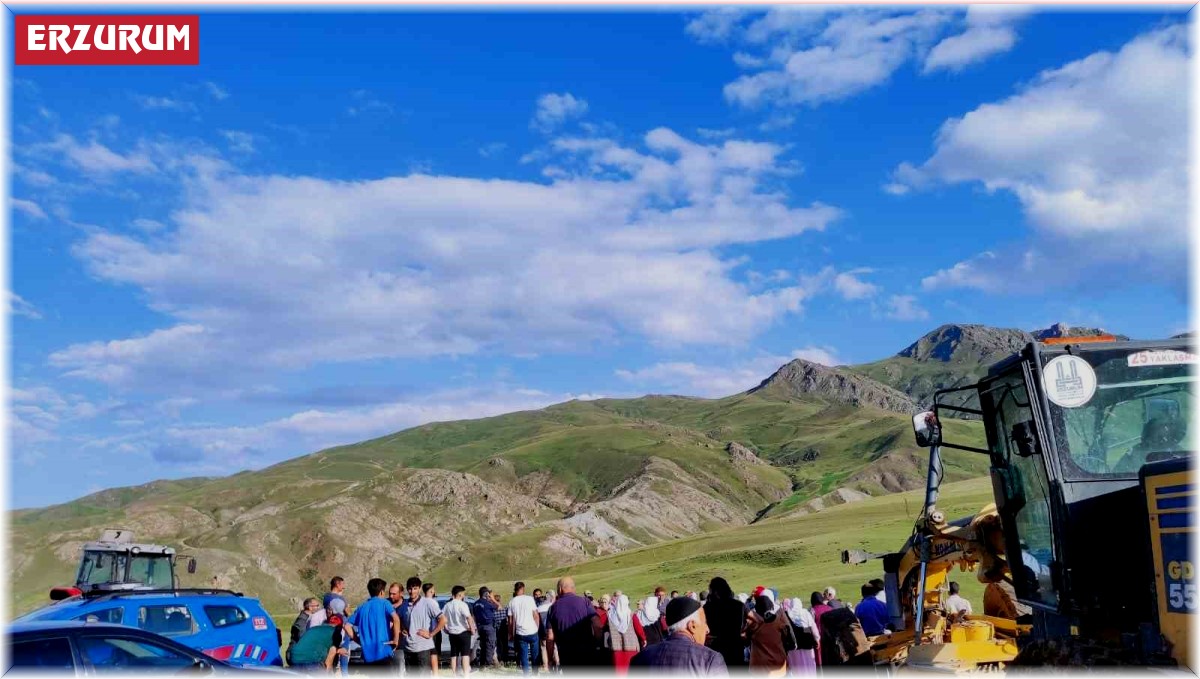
[8,322,1120,618]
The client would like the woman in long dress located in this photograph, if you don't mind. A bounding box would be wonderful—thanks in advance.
[609,594,640,674]
[783,598,819,675]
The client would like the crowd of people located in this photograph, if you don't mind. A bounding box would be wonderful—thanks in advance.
[283,574,986,676]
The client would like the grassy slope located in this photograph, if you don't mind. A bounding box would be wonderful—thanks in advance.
[10,390,990,619]
[494,477,997,612]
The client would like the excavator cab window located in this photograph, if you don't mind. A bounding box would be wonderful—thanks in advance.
[982,366,1059,609]
[1041,347,1193,479]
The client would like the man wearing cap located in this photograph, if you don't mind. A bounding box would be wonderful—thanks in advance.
[474,586,500,668]
[630,597,728,675]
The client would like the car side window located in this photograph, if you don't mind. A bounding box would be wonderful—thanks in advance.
[75,607,125,624]
[137,604,196,636]
[204,605,248,628]
[78,635,198,672]
[9,637,76,672]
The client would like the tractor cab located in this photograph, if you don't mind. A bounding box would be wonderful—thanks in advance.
[50,528,196,600]
[915,337,1194,661]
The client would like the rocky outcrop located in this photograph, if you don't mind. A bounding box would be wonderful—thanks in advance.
[726,441,767,465]
[749,359,916,414]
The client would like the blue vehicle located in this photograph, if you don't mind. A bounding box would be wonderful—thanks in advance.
[14,588,283,668]
[6,620,294,675]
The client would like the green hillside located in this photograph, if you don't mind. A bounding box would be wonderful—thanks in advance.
[11,323,1030,621]
[497,477,998,611]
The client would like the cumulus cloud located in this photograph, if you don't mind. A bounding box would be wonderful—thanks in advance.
[690,7,1030,109]
[833,268,879,300]
[532,93,589,132]
[616,347,841,398]
[901,26,1189,292]
[52,127,839,390]
[923,5,1034,73]
[709,9,951,107]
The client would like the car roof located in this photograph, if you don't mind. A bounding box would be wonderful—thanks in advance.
[10,620,131,634]
[16,591,263,623]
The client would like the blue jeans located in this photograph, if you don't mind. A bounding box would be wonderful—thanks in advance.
[516,634,539,675]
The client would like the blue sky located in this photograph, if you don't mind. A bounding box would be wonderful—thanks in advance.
[9,8,1191,508]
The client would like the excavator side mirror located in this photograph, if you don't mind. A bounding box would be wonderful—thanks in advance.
[187,558,197,574]
[1012,421,1040,458]
[913,411,941,448]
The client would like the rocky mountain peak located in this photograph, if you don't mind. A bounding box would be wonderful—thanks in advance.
[897,323,1030,364]
[897,322,1125,365]
[749,359,916,414]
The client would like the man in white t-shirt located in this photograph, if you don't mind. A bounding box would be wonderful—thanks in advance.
[507,581,541,676]
[945,582,972,621]
[443,585,476,676]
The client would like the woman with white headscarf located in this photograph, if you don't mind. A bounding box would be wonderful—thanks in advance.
[783,598,819,675]
[636,595,664,647]
[609,593,641,674]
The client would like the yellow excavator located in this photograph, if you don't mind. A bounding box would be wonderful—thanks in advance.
[845,335,1194,670]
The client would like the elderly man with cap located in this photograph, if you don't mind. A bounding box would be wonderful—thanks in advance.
[630,596,728,675]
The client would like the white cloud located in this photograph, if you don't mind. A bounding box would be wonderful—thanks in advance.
[54,128,840,390]
[9,292,43,319]
[49,324,216,386]
[833,268,879,300]
[532,92,589,132]
[692,8,1029,109]
[479,142,507,158]
[34,134,157,176]
[923,5,1033,73]
[157,386,563,470]
[219,130,255,154]
[616,346,841,398]
[10,385,99,446]
[132,218,165,233]
[133,95,195,112]
[719,9,954,108]
[884,294,929,321]
[204,81,229,100]
[347,90,394,116]
[903,26,1189,292]
[685,8,747,44]
[12,198,47,219]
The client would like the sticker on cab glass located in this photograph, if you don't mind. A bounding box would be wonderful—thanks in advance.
[252,616,267,630]
[1127,350,1198,368]
[1043,355,1097,408]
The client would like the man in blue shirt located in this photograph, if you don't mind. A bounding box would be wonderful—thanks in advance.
[348,577,401,669]
[324,576,347,611]
[854,584,890,637]
[473,586,499,668]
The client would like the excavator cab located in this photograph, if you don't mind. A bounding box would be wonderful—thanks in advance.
[918,337,1194,665]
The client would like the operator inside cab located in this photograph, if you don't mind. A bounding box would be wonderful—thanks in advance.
[1112,414,1187,474]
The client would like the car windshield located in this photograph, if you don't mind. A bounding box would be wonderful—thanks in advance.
[1044,346,1195,479]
